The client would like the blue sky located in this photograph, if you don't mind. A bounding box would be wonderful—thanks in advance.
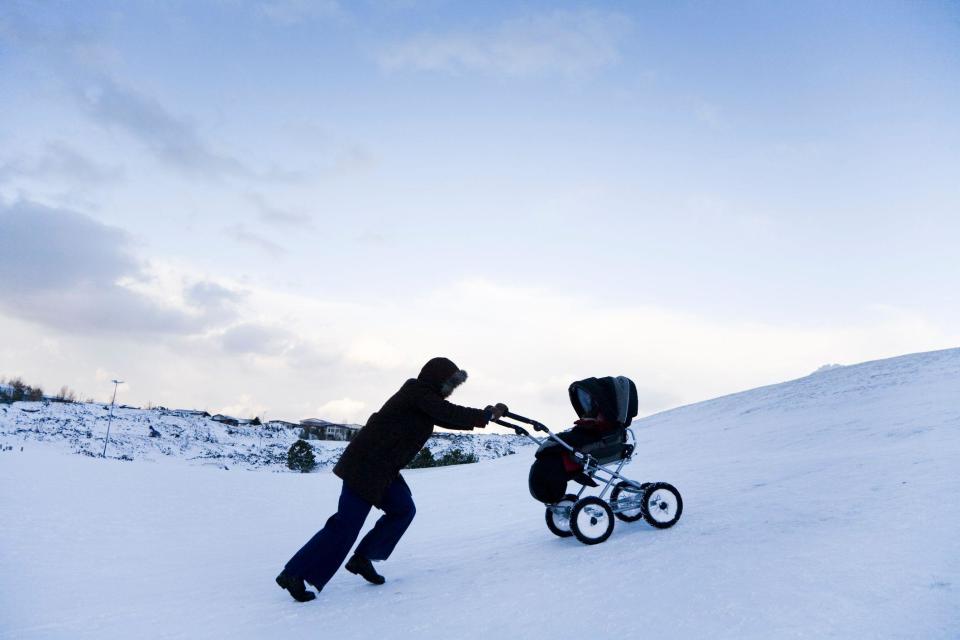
[1,1,958,425]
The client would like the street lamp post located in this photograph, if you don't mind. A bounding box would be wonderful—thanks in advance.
[259,411,267,452]
[102,379,124,458]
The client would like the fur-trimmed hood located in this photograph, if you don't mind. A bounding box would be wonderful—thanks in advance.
[418,357,468,395]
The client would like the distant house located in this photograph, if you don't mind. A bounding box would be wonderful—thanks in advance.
[299,418,360,441]
[210,414,262,427]
[171,409,211,418]
[266,420,300,430]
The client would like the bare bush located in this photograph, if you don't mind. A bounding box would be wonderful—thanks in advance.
[55,386,78,403]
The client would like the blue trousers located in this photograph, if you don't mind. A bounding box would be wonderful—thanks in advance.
[284,476,416,589]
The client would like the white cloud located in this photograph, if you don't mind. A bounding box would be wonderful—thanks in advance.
[77,78,250,179]
[0,141,122,185]
[316,397,367,423]
[225,224,286,256]
[5,259,956,430]
[227,276,960,426]
[378,9,632,77]
[247,193,314,228]
[0,200,223,336]
[344,338,406,369]
[219,323,293,356]
[218,394,268,419]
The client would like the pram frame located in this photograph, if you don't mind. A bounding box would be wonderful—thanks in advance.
[494,411,644,512]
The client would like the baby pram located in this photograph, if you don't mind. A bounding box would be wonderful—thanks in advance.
[494,376,683,545]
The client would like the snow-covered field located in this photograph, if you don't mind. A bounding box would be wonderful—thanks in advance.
[0,402,528,471]
[1,348,958,639]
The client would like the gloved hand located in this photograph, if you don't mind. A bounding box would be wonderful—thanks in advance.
[487,403,508,420]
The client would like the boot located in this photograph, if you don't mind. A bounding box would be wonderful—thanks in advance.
[276,570,317,602]
[345,554,385,585]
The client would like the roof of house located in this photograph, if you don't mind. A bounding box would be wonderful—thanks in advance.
[300,418,335,427]
[300,419,361,430]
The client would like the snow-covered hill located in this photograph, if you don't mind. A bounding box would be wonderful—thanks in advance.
[1,348,958,639]
[0,402,529,471]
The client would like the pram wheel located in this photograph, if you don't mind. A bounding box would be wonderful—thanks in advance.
[545,494,578,538]
[610,481,646,522]
[570,496,615,545]
[641,482,683,529]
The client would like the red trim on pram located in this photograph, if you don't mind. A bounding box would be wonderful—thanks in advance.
[561,418,619,472]
[561,452,581,473]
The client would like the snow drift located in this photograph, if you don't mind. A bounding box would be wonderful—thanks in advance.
[1,347,958,639]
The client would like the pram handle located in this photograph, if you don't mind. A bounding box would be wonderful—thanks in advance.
[492,412,552,445]
[502,412,549,433]
[492,418,531,437]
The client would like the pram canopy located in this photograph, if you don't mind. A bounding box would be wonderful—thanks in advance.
[528,376,639,503]
[568,376,638,426]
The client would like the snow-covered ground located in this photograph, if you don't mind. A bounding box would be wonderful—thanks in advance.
[1,348,958,639]
[0,402,529,471]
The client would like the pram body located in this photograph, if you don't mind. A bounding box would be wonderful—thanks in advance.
[496,376,683,545]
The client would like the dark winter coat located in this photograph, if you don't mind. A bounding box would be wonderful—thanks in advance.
[333,357,490,506]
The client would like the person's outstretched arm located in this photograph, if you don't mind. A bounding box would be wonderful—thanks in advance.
[416,394,506,430]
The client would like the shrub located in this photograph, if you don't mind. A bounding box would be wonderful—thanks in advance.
[407,447,436,469]
[438,448,479,466]
[406,447,478,469]
[1,378,45,403]
[54,386,77,403]
[287,439,316,473]
[25,386,43,402]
